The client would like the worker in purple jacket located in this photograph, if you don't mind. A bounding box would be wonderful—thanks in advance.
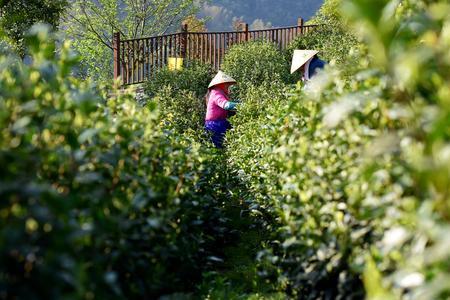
[204,71,239,148]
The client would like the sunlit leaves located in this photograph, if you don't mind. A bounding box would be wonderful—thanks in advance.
[0,0,67,56]
[62,0,203,82]
[0,27,235,298]
[224,0,450,298]
[222,40,290,97]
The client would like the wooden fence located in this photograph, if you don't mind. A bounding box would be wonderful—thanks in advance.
[113,18,318,85]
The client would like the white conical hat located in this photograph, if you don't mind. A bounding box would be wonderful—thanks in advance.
[290,50,319,74]
[208,71,237,88]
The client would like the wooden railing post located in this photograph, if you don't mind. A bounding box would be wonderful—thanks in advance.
[244,23,249,41]
[113,32,121,82]
[180,24,188,59]
[298,17,304,34]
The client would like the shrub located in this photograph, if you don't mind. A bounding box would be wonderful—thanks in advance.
[144,61,213,99]
[287,26,358,67]
[144,61,212,135]
[286,0,359,71]
[221,40,290,97]
[228,75,372,298]
[225,0,450,299]
[0,25,235,299]
[153,86,207,134]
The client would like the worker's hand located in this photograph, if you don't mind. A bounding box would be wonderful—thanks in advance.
[224,101,238,111]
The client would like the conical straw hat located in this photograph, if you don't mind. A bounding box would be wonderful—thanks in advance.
[208,71,237,88]
[290,50,319,74]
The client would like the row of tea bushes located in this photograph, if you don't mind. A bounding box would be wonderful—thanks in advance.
[224,0,450,299]
[226,77,369,299]
[144,62,213,135]
[0,25,236,299]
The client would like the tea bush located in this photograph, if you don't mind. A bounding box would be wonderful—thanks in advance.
[227,78,368,299]
[342,0,450,298]
[221,40,291,96]
[144,61,212,135]
[0,25,237,299]
[286,0,359,70]
[144,61,213,98]
[225,0,450,299]
[152,86,207,134]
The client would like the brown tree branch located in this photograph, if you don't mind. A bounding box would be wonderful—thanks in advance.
[80,5,113,49]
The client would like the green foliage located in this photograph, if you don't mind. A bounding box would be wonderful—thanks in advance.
[340,0,450,298]
[145,61,213,98]
[287,0,359,69]
[144,61,212,134]
[228,78,370,299]
[0,0,67,56]
[221,40,291,96]
[0,25,239,299]
[224,0,450,299]
[196,203,285,298]
[62,0,203,82]
[3,0,450,299]
[154,87,207,134]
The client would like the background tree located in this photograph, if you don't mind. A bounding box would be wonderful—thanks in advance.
[62,0,204,83]
[183,14,207,32]
[0,0,67,56]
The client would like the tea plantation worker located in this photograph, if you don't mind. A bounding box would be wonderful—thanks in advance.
[290,50,326,82]
[205,71,239,148]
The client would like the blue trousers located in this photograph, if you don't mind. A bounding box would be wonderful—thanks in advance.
[205,120,231,148]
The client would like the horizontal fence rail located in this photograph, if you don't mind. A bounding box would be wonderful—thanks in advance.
[113,18,319,85]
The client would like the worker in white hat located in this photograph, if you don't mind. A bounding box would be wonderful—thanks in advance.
[291,50,326,82]
[204,71,239,148]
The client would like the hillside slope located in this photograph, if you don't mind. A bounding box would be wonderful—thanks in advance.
[199,0,323,31]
